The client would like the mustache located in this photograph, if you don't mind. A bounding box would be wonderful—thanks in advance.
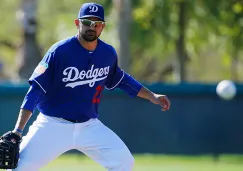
[86,30,96,34]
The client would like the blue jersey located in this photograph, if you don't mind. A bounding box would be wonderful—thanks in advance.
[24,36,142,120]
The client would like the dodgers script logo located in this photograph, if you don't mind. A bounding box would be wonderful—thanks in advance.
[89,5,98,13]
[62,65,109,88]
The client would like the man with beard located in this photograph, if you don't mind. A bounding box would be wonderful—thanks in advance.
[1,2,170,171]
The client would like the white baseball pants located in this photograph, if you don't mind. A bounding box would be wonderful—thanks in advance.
[9,113,134,171]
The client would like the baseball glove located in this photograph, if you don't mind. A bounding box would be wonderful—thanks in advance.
[0,131,22,169]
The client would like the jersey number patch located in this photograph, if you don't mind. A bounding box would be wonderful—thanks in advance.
[92,85,104,104]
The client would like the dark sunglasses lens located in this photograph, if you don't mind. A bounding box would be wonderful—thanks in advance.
[81,19,91,26]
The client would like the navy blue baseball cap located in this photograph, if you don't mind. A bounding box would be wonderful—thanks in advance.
[78,3,105,21]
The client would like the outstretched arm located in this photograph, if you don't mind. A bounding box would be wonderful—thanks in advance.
[137,86,170,111]
[105,64,171,111]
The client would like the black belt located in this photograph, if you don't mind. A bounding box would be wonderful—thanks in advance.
[62,117,90,123]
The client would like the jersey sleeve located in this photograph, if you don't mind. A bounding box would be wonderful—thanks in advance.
[105,60,125,90]
[117,72,143,97]
[105,62,142,97]
[28,51,56,94]
[105,46,124,90]
[105,48,143,97]
[20,83,42,113]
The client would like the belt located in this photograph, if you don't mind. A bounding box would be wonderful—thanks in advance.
[62,117,90,123]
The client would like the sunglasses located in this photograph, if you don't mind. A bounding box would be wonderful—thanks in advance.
[79,19,105,28]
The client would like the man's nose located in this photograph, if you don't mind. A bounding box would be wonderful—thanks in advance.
[89,24,96,29]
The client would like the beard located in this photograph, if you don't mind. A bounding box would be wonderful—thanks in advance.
[81,30,99,42]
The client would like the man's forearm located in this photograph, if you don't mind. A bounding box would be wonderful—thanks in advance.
[137,86,154,100]
[14,83,40,133]
[14,109,32,131]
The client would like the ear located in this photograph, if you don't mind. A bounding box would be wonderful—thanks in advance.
[102,23,106,29]
[74,19,79,28]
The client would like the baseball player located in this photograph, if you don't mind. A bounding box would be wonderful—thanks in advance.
[0,2,170,171]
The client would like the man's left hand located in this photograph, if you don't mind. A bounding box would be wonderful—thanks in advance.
[149,94,171,111]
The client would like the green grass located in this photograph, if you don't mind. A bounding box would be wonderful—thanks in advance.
[0,154,242,171]
[39,154,243,171]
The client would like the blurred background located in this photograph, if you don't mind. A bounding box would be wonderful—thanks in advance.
[1,0,243,170]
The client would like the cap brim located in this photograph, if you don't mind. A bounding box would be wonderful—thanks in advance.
[79,15,105,22]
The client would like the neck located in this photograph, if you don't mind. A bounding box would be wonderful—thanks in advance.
[77,35,97,51]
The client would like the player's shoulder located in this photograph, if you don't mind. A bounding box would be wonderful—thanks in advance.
[98,39,117,56]
[47,36,78,53]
